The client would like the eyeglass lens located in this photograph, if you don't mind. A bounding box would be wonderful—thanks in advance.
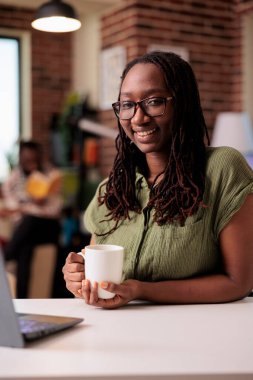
[114,97,167,120]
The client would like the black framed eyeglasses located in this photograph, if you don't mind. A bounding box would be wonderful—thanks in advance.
[112,96,173,120]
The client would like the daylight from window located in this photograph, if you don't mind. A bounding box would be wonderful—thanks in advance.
[0,37,20,182]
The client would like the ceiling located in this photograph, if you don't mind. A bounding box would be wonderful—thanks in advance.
[0,0,120,15]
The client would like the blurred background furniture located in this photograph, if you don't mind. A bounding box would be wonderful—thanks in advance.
[5,244,58,299]
[28,244,57,298]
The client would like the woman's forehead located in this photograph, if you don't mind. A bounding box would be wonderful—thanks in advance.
[20,148,39,159]
[121,63,167,94]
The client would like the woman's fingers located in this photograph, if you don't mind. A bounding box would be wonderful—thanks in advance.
[98,280,140,309]
[79,280,135,309]
[63,253,84,275]
[81,280,99,305]
[62,252,85,298]
[89,281,99,304]
[64,271,84,282]
[66,252,84,264]
[62,262,84,281]
[101,281,127,297]
[82,279,90,304]
[67,281,83,298]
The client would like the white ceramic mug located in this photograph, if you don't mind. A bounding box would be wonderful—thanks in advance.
[77,244,124,299]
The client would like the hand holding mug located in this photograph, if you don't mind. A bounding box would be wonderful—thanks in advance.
[81,278,141,309]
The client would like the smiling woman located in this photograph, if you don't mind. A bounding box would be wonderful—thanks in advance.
[0,37,20,182]
[63,51,253,309]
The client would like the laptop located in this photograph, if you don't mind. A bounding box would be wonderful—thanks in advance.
[0,248,83,348]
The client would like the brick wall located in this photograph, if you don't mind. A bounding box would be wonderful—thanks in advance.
[236,0,253,13]
[1,1,252,177]
[0,5,72,160]
[99,0,253,177]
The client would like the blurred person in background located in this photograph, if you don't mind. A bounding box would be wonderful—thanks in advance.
[0,140,63,298]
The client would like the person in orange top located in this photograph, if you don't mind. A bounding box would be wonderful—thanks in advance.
[1,140,63,298]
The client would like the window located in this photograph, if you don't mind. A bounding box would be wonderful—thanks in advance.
[0,37,20,182]
[0,29,31,183]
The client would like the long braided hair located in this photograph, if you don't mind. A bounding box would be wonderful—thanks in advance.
[98,51,209,235]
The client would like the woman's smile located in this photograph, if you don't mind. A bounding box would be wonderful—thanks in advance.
[134,127,157,138]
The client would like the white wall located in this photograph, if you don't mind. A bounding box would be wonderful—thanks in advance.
[72,12,100,108]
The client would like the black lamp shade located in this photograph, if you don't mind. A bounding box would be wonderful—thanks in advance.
[32,0,81,33]
[34,0,78,20]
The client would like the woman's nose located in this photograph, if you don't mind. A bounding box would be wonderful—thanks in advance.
[131,104,150,124]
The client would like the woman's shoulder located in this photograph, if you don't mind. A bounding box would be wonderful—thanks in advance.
[85,177,109,211]
[205,146,253,194]
[94,177,109,196]
[206,146,252,174]
[206,146,245,163]
[83,177,112,234]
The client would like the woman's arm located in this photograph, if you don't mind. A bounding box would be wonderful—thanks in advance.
[1,169,21,210]
[80,193,253,308]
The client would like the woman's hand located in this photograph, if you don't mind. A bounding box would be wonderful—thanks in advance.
[62,252,85,298]
[81,279,141,309]
[0,207,20,217]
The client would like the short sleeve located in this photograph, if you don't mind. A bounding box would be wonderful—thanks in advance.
[209,147,253,237]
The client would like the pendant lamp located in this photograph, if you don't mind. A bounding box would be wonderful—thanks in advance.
[31,0,81,33]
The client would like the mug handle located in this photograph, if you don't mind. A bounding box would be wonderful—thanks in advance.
[77,251,85,260]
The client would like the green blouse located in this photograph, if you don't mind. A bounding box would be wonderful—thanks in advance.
[84,147,253,282]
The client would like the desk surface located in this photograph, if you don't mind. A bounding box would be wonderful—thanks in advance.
[0,298,253,380]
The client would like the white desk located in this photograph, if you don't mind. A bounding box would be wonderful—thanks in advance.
[0,298,253,380]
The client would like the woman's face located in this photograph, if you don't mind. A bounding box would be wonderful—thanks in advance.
[119,63,173,155]
[20,148,40,175]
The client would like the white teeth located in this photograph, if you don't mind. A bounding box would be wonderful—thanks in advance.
[136,128,156,137]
